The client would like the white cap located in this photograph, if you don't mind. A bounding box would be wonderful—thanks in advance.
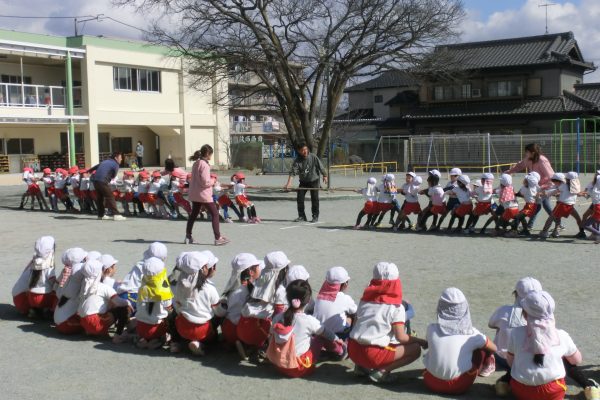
[100,254,118,270]
[529,171,541,181]
[142,257,165,276]
[384,173,395,181]
[144,242,168,261]
[406,172,416,178]
[515,277,542,301]
[199,250,219,268]
[82,259,103,279]
[264,251,290,271]
[62,247,88,266]
[551,173,566,183]
[500,173,513,186]
[287,265,310,282]
[520,290,555,320]
[457,175,470,185]
[87,251,101,261]
[429,169,441,178]
[326,266,350,284]
[481,172,494,180]
[373,262,399,280]
[34,236,55,258]
[414,176,423,185]
[450,168,462,176]
[565,171,578,180]
[180,251,209,274]
[526,173,540,186]
[472,180,481,187]
[367,177,376,185]
[231,253,261,271]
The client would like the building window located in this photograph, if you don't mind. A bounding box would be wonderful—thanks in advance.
[7,138,34,154]
[374,95,383,103]
[113,66,161,92]
[60,132,84,154]
[488,80,522,97]
[461,84,472,98]
[434,86,444,100]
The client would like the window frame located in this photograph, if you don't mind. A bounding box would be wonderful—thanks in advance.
[6,138,34,155]
[373,95,383,103]
[113,66,161,93]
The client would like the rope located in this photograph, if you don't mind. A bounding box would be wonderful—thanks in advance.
[233,186,360,193]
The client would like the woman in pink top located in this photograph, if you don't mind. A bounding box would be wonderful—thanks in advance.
[185,144,230,246]
[505,143,555,228]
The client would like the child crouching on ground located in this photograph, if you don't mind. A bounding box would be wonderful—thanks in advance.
[313,266,357,340]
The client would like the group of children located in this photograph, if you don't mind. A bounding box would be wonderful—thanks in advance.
[19,166,261,223]
[12,236,599,400]
[355,168,600,241]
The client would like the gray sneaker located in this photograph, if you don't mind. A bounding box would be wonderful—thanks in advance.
[113,215,127,221]
[368,369,397,384]
[214,236,230,246]
[551,229,560,238]
[539,230,549,238]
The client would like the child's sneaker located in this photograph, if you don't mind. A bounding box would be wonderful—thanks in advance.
[112,332,129,344]
[539,230,549,238]
[113,214,127,221]
[225,218,233,223]
[584,380,600,400]
[353,364,370,376]
[505,230,519,238]
[551,229,560,238]
[188,340,204,356]
[242,216,248,222]
[215,236,230,246]
[368,369,396,384]
[169,341,182,353]
[576,231,588,239]
[353,224,361,230]
[254,216,261,223]
[478,354,496,377]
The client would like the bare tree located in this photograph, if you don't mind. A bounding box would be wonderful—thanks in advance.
[116,0,465,156]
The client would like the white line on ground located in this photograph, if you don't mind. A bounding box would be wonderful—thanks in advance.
[280,225,301,230]
[303,221,325,226]
[327,229,340,232]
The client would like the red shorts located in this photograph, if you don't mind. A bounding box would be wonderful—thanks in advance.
[80,190,89,199]
[376,203,393,213]
[137,320,168,341]
[54,189,66,199]
[236,316,271,347]
[73,188,82,199]
[510,378,567,400]
[454,203,473,217]
[235,195,251,207]
[221,318,238,345]
[46,186,56,196]
[430,204,446,215]
[473,202,492,216]
[175,315,215,342]
[403,202,421,215]
[145,193,157,204]
[89,191,97,201]
[502,207,519,221]
[118,192,134,202]
[27,292,57,311]
[521,203,538,218]
[362,200,377,214]
[218,194,234,207]
[424,370,478,395]
[592,204,600,222]
[552,203,574,219]
[80,313,113,336]
[56,314,84,335]
[277,348,316,378]
[348,339,398,370]
[13,292,30,315]
[26,184,41,195]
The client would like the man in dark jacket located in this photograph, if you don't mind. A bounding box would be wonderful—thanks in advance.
[89,151,126,221]
[284,144,328,222]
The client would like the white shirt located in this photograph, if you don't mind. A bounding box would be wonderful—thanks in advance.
[360,187,378,202]
[242,300,274,319]
[402,183,420,203]
[423,324,488,380]
[118,262,143,294]
[586,182,600,204]
[233,182,246,196]
[54,296,79,325]
[225,285,250,324]
[376,183,396,203]
[473,186,493,203]
[70,174,80,189]
[178,280,220,324]
[137,181,149,194]
[136,299,172,325]
[148,179,166,195]
[313,292,358,334]
[349,302,406,347]
[43,176,54,188]
[508,327,577,386]
[12,265,55,296]
[54,174,67,189]
[445,181,458,198]
[489,305,521,359]
[519,185,538,204]
[272,312,324,356]
[546,183,577,205]
[428,186,445,206]
[78,283,117,317]
[79,177,89,191]
[451,186,472,203]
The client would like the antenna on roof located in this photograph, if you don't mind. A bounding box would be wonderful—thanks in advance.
[538,2,556,34]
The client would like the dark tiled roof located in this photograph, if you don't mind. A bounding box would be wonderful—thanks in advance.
[345,71,419,92]
[574,83,600,104]
[333,108,377,121]
[434,32,594,71]
[385,91,419,106]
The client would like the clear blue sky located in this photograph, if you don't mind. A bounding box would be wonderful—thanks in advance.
[463,0,581,19]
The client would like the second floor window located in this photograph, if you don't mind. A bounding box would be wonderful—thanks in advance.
[488,80,522,97]
[113,66,161,93]
[374,95,383,103]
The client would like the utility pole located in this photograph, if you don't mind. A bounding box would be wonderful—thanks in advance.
[538,2,556,34]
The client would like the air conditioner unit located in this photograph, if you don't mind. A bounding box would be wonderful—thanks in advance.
[471,88,481,98]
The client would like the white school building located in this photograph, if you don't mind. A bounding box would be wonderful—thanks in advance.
[0,29,229,173]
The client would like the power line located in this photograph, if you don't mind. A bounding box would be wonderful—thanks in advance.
[0,13,148,35]
[0,14,96,19]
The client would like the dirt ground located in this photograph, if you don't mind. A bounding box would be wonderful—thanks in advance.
[0,172,598,400]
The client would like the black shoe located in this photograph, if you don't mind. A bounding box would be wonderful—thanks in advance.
[576,231,588,239]
[310,217,319,223]
[293,216,307,222]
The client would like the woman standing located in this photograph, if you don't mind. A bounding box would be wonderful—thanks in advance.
[505,143,555,228]
[185,144,230,246]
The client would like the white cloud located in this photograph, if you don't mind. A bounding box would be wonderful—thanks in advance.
[461,0,600,82]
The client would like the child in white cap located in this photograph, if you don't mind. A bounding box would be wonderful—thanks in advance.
[417,170,445,231]
[220,253,263,347]
[372,173,398,227]
[354,177,379,229]
[434,167,462,229]
[481,173,518,235]
[136,257,174,350]
[582,170,600,242]
[100,254,119,289]
[506,173,540,237]
[54,247,88,335]
[313,266,357,339]
[12,236,57,317]
[236,251,290,360]
[445,175,472,233]
[348,262,427,383]
[539,172,585,239]
[423,287,496,395]
[267,279,345,378]
[77,259,132,342]
[464,173,494,234]
[394,172,422,231]
[174,251,223,356]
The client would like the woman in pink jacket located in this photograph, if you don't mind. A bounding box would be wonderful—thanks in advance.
[505,143,555,228]
[185,144,230,246]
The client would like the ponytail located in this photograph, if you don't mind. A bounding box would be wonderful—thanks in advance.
[28,269,42,289]
[188,150,202,162]
[283,280,312,327]
[189,144,214,162]
[195,270,208,291]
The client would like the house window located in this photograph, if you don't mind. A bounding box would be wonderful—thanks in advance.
[60,132,84,154]
[7,138,34,154]
[434,86,444,100]
[113,66,161,92]
[374,95,383,103]
[488,80,522,97]
[462,84,472,98]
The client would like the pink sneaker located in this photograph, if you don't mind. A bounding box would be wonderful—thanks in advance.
[479,354,496,377]
[215,236,230,246]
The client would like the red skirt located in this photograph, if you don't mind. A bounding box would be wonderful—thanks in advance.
[81,313,113,336]
[454,203,473,217]
[510,378,567,400]
[218,194,234,207]
[277,349,316,378]
[403,201,421,215]
[362,200,376,214]
[236,316,271,347]
[26,184,41,195]
[592,204,600,222]
[502,207,519,221]
[552,203,574,219]
[175,315,215,342]
[145,193,157,204]
[137,320,168,341]
[521,203,538,218]
[430,204,446,215]
[56,314,84,335]
[235,195,251,207]
[473,202,492,216]
[348,339,397,370]
[221,318,238,345]
[376,203,393,213]
[27,292,57,311]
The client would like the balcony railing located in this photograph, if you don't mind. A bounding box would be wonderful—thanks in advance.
[0,83,82,108]
[231,120,283,134]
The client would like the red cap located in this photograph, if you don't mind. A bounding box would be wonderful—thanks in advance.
[152,170,161,178]
[43,168,51,174]
[23,167,33,173]
[68,166,79,174]
[56,168,67,175]
[235,171,246,180]
[139,171,149,179]
[123,170,134,176]
[210,173,218,179]
[79,168,88,174]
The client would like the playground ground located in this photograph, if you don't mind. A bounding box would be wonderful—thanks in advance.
[0,172,599,400]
